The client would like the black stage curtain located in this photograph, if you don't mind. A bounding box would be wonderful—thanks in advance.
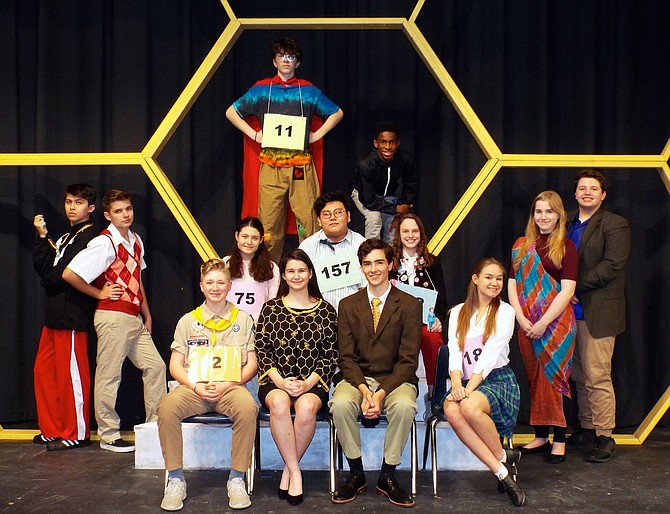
[1,1,669,430]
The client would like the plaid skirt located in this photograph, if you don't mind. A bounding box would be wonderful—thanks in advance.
[442,365,520,439]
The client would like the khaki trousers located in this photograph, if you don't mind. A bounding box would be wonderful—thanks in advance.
[572,320,616,436]
[157,385,258,471]
[258,162,319,262]
[329,377,417,466]
[93,310,166,442]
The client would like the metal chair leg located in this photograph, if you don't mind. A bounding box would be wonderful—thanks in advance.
[422,415,433,470]
[411,420,417,497]
[430,419,438,497]
[247,443,255,496]
[329,420,337,495]
[254,420,261,471]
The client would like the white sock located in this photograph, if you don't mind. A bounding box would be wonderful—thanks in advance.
[495,463,509,481]
[499,450,507,463]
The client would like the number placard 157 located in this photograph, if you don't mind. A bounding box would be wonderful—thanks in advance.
[313,251,363,292]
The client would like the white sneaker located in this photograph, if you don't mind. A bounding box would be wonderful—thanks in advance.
[100,438,135,453]
[227,477,251,510]
[161,477,187,511]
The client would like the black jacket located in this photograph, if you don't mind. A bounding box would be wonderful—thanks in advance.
[33,221,98,331]
[351,148,418,215]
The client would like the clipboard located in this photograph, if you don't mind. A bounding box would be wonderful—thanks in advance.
[394,282,438,325]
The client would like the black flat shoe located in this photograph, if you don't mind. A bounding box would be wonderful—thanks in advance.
[548,452,566,464]
[504,448,522,467]
[517,441,551,455]
[331,473,366,504]
[500,475,526,507]
[278,487,289,500]
[375,474,415,508]
[287,493,303,506]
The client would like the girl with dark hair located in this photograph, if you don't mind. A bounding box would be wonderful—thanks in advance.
[443,258,525,506]
[391,213,447,409]
[508,191,577,463]
[224,217,280,321]
[255,249,338,505]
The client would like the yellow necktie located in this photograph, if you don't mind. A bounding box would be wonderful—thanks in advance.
[371,297,382,331]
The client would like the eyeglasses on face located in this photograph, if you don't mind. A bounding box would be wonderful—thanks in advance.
[320,209,346,220]
[276,53,297,62]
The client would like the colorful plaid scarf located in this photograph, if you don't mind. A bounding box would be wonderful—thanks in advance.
[512,239,575,396]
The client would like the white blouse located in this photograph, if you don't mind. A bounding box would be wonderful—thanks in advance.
[447,301,516,379]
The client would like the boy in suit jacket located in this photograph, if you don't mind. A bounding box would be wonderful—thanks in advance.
[329,239,422,507]
[566,169,631,463]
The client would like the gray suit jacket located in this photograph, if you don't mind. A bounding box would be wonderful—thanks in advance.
[567,207,631,337]
[337,285,422,395]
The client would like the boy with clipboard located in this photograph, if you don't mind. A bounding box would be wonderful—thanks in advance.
[157,259,258,511]
[226,37,344,262]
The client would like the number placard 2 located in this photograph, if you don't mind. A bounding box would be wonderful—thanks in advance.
[188,346,242,383]
[261,113,307,150]
[314,251,363,292]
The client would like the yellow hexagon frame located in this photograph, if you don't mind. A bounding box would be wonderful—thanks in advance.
[1,0,669,444]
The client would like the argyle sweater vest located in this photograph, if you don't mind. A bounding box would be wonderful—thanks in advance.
[95,229,144,316]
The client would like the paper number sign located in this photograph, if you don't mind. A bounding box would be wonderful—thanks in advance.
[261,113,307,150]
[188,346,242,383]
[314,251,362,292]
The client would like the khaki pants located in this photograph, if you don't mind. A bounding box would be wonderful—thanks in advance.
[572,320,616,437]
[258,162,319,262]
[329,377,417,466]
[93,310,166,442]
[157,385,258,471]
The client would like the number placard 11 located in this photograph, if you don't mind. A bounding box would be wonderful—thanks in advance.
[261,113,307,150]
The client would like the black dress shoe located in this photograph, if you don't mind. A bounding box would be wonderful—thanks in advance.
[516,441,551,455]
[375,474,415,508]
[287,493,303,506]
[500,475,526,507]
[331,473,366,504]
[587,435,616,463]
[278,487,289,500]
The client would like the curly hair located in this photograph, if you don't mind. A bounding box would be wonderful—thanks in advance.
[391,213,435,269]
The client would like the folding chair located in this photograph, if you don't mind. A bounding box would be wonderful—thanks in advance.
[330,413,418,497]
[254,405,333,484]
[423,345,517,497]
[165,412,256,495]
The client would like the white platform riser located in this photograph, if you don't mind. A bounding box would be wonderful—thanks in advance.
[134,421,486,472]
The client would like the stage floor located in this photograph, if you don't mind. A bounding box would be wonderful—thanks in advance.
[1,427,669,513]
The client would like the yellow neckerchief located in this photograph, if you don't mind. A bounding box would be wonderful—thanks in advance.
[190,304,239,345]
